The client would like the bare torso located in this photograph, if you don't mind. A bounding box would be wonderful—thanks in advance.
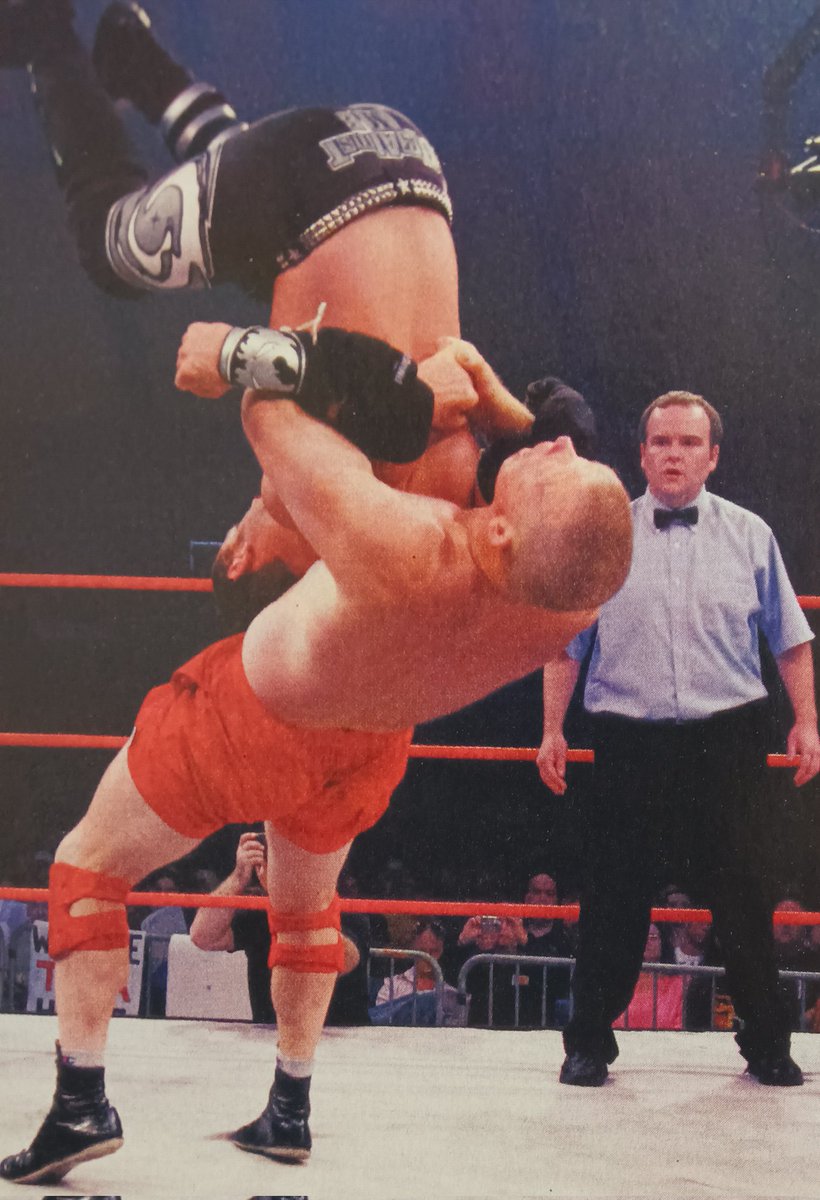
[242,498,595,731]
[270,206,460,361]
[262,204,478,567]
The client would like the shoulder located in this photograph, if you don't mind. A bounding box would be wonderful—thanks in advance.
[383,495,464,593]
[708,492,772,532]
[705,494,778,556]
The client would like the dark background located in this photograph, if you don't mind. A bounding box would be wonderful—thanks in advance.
[0,0,818,903]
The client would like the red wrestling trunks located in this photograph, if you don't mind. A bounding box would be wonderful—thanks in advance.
[127,635,412,854]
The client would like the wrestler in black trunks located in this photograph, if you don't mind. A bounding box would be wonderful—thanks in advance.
[5,0,452,300]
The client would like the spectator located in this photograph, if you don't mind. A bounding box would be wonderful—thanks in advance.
[370,859,421,952]
[129,868,186,932]
[656,883,694,960]
[668,909,711,968]
[517,873,573,1028]
[456,914,528,1027]
[190,831,370,1025]
[135,868,188,1017]
[614,925,683,1030]
[373,920,462,1026]
[663,905,725,1032]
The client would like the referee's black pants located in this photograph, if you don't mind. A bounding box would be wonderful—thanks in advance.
[563,701,792,1064]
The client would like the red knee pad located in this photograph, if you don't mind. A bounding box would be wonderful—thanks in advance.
[48,862,131,959]
[267,894,345,974]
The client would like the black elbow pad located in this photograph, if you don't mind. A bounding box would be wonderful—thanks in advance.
[295,328,434,463]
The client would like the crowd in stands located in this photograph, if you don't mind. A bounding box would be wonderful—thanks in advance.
[2,835,820,1032]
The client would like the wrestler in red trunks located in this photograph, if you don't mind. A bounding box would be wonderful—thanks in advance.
[128,634,412,854]
[1,327,629,1184]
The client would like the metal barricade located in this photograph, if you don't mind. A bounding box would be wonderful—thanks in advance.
[6,921,34,1013]
[141,930,174,1017]
[457,954,574,1028]
[457,954,820,1032]
[779,967,820,1032]
[367,947,446,1026]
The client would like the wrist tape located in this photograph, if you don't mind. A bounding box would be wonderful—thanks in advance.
[219,325,433,463]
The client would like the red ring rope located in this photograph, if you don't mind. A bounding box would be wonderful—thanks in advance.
[0,733,802,768]
[0,886,817,926]
[0,573,817,609]
[0,573,211,591]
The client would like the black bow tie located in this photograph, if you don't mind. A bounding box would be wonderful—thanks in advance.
[654,506,698,530]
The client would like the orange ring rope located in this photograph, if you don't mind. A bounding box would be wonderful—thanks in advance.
[0,733,801,768]
[0,573,817,608]
[0,733,128,749]
[0,573,212,592]
[0,886,817,926]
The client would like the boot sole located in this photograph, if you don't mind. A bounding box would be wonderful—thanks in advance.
[559,1074,608,1087]
[7,1136,124,1184]
[744,1069,804,1087]
[230,1138,310,1163]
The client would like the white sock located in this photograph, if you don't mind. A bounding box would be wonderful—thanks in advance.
[60,1047,105,1069]
[277,1053,314,1079]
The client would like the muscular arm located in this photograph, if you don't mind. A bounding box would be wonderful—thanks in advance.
[775,641,820,786]
[241,396,444,594]
[537,652,582,795]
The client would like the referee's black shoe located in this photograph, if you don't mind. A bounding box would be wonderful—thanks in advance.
[559,1050,609,1087]
[745,1051,804,1086]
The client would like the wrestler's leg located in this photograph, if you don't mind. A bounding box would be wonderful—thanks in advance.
[53,745,200,1053]
[229,825,350,1163]
[0,746,199,1184]
[265,824,351,1060]
[5,1,242,296]
[0,0,149,295]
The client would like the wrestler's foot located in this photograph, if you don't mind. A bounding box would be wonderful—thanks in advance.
[0,1065,123,1183]
[0,0,74,69]
[92,2,192,122]
[229,1072,312,1163]
[92,1,240,159]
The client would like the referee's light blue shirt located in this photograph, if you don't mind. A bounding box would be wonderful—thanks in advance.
[567,489,814,722]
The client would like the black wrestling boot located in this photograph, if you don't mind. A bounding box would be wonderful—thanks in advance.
[0,1046,123,1183]
[0,0,73,69]
[92,2,191,121]
[92,2,240,159]
[229,1068,312,1163]
[745,1051,804,1087]
[558,1049,609,1087]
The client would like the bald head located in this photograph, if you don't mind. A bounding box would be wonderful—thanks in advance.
[496,445,632,612]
